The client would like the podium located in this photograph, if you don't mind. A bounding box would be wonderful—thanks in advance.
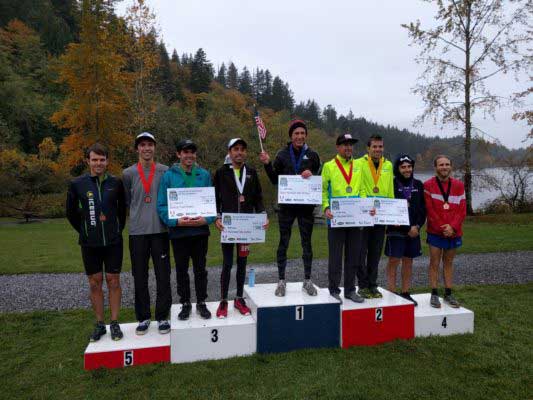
[170,302,256,364]
[84,323,170,370]
[245,282,341,353]
[340,287,414,347]
[412,294,474,337]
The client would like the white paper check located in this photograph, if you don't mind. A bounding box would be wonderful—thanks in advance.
[278,175,322,205]
[167,187,217,219]
[330,197,375,228]
[220,213,267,243]
[372,198,410,226]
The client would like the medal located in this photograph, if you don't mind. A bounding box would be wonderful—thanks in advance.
[367,156,384,196]
[137,162,156,205]
[334,157,354,195]
[233,165,247,203]
[436,177,452,210]
[99,213,106,222]
[443,203,450,210]
[239,195,245,203]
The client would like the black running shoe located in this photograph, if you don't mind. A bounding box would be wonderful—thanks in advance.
[110,320,123,341]
[178,302,192,320]
[196,302,212,319]
[399,292,418,307]
[89,322,106,342]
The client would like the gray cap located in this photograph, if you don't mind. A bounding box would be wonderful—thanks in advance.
[135,132,156,148]
[227,138,248,150]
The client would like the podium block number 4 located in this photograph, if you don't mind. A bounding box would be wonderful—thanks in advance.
[375,308,383,322]
[124,350,134,367]
[295,306,304,321]
[441,317,447,328]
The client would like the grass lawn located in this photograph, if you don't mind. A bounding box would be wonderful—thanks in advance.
[0,213,532,275]
[0,283,531,399]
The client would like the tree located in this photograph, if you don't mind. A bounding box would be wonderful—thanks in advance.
[238,66,253,95]
[190,48,213,93]
[50,0,131,173]
[226,62,239,90]
[155,41,175,103]
[322,104,338,135]
[403,0,531,215]
[216,63,227,87]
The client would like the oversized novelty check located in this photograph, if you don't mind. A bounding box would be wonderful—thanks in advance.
[372,198,409,225]
[277,175,322,205]
[167,187,217,219]
[330,197,375,228]
[220,213,267,243]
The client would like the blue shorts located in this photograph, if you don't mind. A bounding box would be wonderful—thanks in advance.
[426,233,462,250]
[385,235,422,259]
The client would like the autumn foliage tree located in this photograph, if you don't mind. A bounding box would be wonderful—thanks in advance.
[50,0,131,173]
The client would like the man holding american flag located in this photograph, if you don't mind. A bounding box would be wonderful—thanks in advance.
[259,119,321,297]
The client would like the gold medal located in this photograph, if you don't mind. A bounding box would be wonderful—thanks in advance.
[373,186,379,193]
[367,156,384,195]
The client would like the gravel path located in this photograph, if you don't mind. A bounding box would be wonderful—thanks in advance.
[1,251,532,313]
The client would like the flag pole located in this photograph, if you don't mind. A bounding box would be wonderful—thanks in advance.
[254,104,265,153]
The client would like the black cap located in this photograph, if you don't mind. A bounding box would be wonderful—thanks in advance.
[135,132,156,148]
[336,133,358,145]
[176,139,197,152]
[227,138,248,150]
[288,119,308,137]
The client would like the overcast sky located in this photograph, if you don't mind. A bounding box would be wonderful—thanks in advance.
[117,0,530,149]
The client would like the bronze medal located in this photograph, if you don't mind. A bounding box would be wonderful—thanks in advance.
[239,195,245,203]
[373,186,379,193]
[99,213,106,222]
[144,195,151,203]
[346,186,352,193]
[443,203,450,210]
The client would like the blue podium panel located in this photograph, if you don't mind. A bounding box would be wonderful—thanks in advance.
[244,282,341,354]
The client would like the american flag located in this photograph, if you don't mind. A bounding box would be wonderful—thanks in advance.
[254,109,267,140]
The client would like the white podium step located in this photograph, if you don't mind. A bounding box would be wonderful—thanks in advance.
[170,302,256,363]
[84,322,170,370]
[413,293,474,337]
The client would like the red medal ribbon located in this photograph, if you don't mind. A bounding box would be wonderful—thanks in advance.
[334,157,353,187]
[137,162,156,196]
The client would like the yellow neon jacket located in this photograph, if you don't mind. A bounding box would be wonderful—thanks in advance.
[321,155,363,212]
[355,154,394,198]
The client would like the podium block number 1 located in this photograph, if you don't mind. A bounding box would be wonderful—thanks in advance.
[375,308,383,322]
[124,350,134,367]
[295,305,304,321]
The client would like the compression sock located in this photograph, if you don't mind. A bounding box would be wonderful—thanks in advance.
[444,288,452,296]
[431,288,439,296]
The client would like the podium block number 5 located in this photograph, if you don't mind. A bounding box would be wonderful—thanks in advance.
[124,350,133,367]
[375,308,383,322]
[295,305,304,321]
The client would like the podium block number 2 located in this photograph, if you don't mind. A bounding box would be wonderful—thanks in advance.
[124,350,134,367]
[375,308,383,322]
[295,305,304,321]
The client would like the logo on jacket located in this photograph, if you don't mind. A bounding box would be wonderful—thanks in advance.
[87,191,97,226]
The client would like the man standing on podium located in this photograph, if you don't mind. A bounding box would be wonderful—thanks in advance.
[356,134,394,299]
[214,138,269,318]
[322,133,365,303]
[157,139,215,321]
[259,119,321,297]
[123,132,171,335]
[424,155,466,308]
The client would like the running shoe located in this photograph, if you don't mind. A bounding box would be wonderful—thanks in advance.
[135,319,150,335]
[444,294,460,308]
[302,279,318,296]
[399,292,418,307]
[234,297,251,316]
[370,287,383,298]
[330,292,342,304]
[110,321,123,341]
[358,288,372,299]
[196,302,212,319]
[430,294,441,308]
[178,302,192,320]
[275,279,286,297]
[157,320,170,334]
[345,291,364,303]
[89,322,106,342]
[216,300,228,319]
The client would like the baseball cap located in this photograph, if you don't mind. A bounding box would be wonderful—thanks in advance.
[176,139,197,152]
[227,138,248,150]
[135,132,156,148]
[336,133,358,145]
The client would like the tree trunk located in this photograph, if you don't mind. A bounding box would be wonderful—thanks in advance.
[464,3,474,215]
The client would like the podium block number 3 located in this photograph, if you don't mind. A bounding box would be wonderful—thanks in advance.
[124,350,134,367]
[211,329,219,343]
[375,308,383,322]
[295,305,304,320]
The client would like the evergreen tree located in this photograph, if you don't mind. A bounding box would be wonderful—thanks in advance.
[155,41,175,102]
[226,62,238,90]
[170,49,180,66]
[190,48,213,93]
[322,104,337,135]
[238,66,252,95]
[261,69,273,106]
[216,63,226,87]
